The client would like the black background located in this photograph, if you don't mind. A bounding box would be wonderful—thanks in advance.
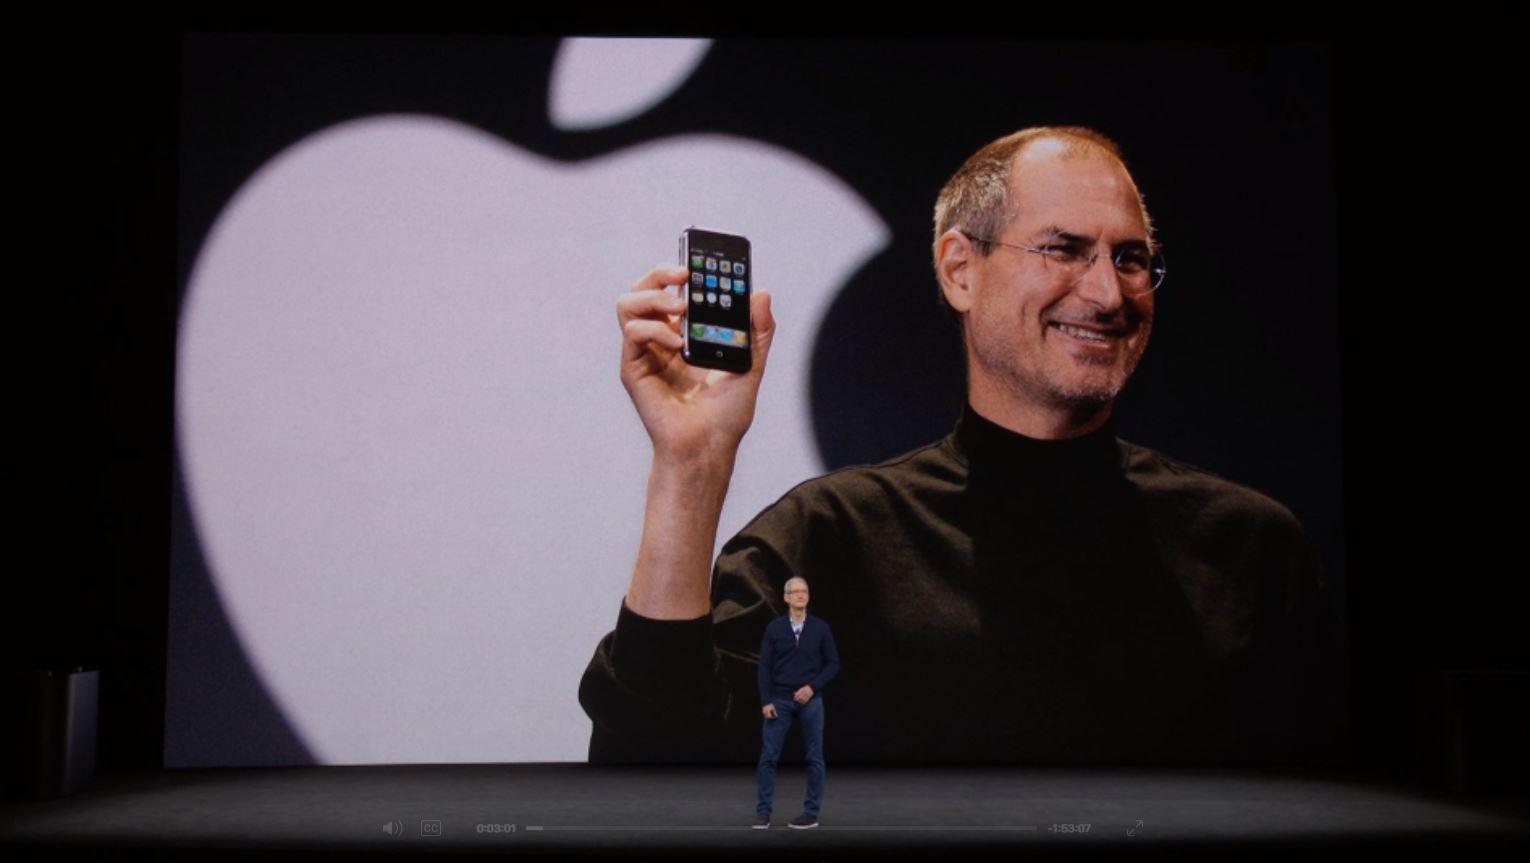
[9,29,1523,788]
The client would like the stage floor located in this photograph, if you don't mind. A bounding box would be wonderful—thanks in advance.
[3,764,1526,857]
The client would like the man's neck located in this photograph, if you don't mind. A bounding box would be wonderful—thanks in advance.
[789,610,807,623]
[967,378,1113,439]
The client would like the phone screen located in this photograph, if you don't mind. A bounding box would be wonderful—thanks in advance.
[680,227,752,373]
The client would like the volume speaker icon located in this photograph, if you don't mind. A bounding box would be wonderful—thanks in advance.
[383,820,404,837]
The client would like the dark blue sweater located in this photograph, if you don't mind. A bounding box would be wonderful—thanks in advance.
[757,613,840,704]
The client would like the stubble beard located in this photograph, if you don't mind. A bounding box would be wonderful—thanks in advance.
[970,319,1151,413]
[1035,342,1140,406]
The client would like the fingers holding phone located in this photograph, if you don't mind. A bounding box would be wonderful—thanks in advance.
[617,265,688,369]
[748,288,774,377]
[614,231,775,461]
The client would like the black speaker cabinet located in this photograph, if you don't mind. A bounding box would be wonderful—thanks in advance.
[10,667,98,800]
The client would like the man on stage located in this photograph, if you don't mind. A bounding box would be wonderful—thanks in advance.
[754,577,838,829]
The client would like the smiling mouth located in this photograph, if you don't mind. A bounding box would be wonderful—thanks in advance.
[1048,321,1126,344]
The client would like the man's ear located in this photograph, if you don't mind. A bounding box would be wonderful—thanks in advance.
[936,229,976,314]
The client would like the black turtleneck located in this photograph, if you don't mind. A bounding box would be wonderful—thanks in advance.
[580,402,1346,766]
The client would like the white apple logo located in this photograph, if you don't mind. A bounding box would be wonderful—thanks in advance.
[175,38,889,763]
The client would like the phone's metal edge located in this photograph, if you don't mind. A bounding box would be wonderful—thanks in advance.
[679,226,697,362]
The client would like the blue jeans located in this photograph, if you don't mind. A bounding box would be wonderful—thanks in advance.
[756,694,825,816]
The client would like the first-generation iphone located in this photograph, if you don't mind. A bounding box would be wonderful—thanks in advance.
[678,227,752,373]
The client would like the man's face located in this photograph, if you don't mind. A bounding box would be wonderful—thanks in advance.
[964,146,1154,409]
[785,582,809,613]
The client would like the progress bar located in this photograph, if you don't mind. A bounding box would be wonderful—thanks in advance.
[526,825,1041,831]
